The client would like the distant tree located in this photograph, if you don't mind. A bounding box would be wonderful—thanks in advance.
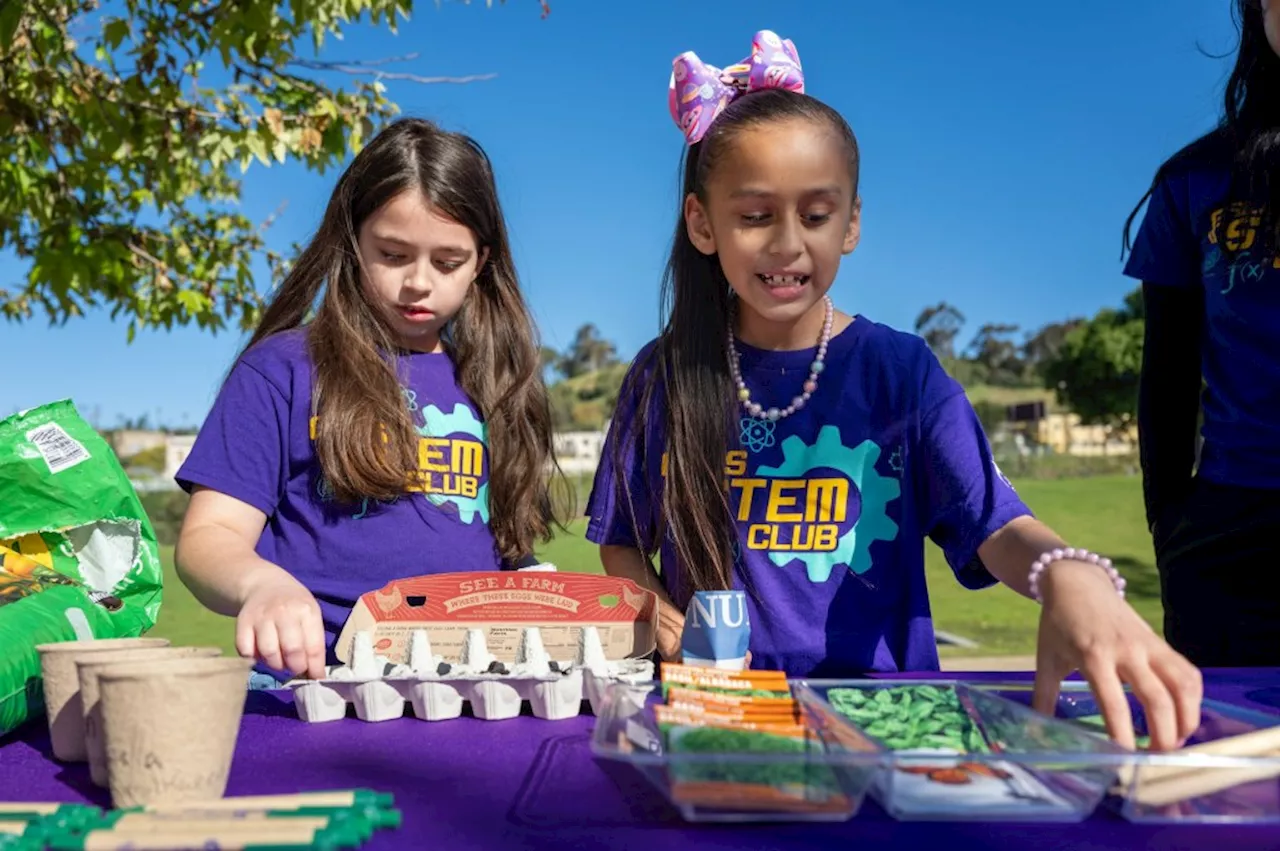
[1040,288,1144,444]
[966,322,1023,386]
[115,413,153,431]
[970,400,1009,440]
[1023,318,1086,381]
[560,323,618,379]
[914,302,966,360]
[547,383,576,431]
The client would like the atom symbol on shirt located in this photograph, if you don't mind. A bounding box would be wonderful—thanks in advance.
[739,417,777,453]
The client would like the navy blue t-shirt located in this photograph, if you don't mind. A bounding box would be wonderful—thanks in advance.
[1125,156,1280,489]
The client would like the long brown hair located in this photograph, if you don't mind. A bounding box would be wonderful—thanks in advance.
[614,89,860,596]
[242,117,568,562]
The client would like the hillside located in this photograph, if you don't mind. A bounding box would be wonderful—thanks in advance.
[548,362,629,431]
[547,360,1058,432]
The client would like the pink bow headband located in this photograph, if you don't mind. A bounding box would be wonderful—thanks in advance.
[668,29,805,144]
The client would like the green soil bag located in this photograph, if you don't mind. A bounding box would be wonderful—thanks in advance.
[0,400,163,737]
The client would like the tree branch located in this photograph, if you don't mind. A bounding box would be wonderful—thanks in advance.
[289,58,497,84]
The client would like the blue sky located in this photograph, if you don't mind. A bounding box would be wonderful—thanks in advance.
[3,0,1237,428]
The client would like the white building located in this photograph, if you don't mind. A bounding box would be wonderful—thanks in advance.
[553,429,607,475]
[162,434,197,481]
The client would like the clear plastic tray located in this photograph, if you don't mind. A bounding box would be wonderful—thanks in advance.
[796,679,1129,822]
[976,680,1280,824]
[588,680,887,823]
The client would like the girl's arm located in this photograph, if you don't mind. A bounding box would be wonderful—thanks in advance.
[176,487,326,679]
[1138,282,1203,537]
[977,515,1203,752]
[599,545,685,661]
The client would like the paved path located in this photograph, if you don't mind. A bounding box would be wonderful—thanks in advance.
[939,655,1036,671]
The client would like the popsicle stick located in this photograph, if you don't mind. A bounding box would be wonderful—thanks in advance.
[140,789,384,812]
[104,816,333,833]
[0,823,24,835]
[1124,752,1280,807]
[68,828,323,851]
[78,824,323,844]
[0,804,66,816]
[1114,723,1280,789]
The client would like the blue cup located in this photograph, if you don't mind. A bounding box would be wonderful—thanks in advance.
[681,590,750,670]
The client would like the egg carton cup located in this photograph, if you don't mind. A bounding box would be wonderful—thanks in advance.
[583,659,656,715]
[286,625,652,722]
[289,664,588,722]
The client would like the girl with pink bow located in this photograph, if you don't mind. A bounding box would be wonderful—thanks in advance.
[585,29,1202,753]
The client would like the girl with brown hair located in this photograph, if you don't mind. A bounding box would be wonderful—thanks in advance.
[174,118,564,684]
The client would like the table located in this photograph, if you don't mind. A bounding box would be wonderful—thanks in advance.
[5,670,1280,849]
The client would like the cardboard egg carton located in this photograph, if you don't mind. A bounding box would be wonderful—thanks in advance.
[286,570,659,723]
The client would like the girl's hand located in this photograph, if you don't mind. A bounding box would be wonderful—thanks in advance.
[1031,560,1202,752]
[656,598,685,661]
[236,570,327,680]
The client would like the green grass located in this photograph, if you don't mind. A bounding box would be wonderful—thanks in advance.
[151,546,239,655]
[149,475,1158,659]
[964,384,1057,410]
[929,476,1159,656]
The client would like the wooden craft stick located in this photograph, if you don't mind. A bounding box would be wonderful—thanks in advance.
[139,788,390,813]
[60,827,327,851]
[104,815,334,833]
[1115,724,1280,789]
[1124,752,1280,807]
[0,803,66,816]
[0,822,24,835]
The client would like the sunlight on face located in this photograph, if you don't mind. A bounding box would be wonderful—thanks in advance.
[1265,0,1280,59]
[685,118,860,348]
[356,190,486,353]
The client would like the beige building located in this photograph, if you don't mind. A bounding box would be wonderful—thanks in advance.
[1027,412,1136,457]
[107,429,168,459]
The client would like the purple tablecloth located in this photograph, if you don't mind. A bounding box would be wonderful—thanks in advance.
[5,670,1280,849]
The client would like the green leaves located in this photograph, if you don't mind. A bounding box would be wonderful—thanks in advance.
[1040,288,1144,441]
[0,0,541,341]
[103,17,131,50]
[0,2,24,47]
[826,686,991,754]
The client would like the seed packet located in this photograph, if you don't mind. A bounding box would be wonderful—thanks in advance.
[659,663,790,698]
[664,686,798,720]
[655,703,799,728]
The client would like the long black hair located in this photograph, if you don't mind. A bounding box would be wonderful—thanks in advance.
[1124,0,1280,255]
[611,88,860,597]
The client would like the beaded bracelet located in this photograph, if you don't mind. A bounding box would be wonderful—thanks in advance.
[1028,548,1126,603]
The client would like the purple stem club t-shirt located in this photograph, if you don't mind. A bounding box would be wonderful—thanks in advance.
[176,329,504,670]
[1124,153,1280,489]
[585,318,1031,677]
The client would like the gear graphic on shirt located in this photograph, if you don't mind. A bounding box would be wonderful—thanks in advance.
[888,447,905,476]
[755,425,901,583]
[419,403,490,525]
